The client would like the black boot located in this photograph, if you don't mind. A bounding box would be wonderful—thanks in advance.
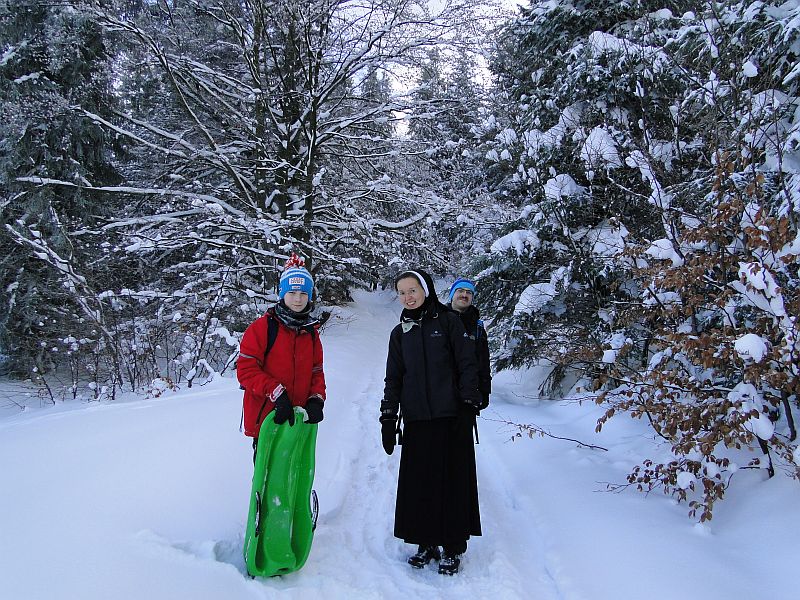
[407,545,440,569]
[438,552,461,575]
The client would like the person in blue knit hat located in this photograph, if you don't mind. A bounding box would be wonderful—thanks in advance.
[447,278,476,305]
[279,258,315,303]
[238,253,326,461]
[447,278,491,412]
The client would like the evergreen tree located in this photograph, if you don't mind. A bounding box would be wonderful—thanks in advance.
[481,0,672,389]
[0,1,121,379]
[408,49,448,144]
[593,0,800,520]
[405,47,501,272]
[480,0,800,518]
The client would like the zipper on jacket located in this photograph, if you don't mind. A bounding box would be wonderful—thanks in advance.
[293,331,299,405]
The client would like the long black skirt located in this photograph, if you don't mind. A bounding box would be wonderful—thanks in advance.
[393,412,481,547]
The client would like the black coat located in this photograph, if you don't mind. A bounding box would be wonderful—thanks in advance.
[451,304,491,406]
[382,302,480,422]
[383,269,483,548]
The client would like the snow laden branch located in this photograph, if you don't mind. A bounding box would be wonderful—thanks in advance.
[81,0,497,291]
[91,7,257,206]
[16,177,248,219]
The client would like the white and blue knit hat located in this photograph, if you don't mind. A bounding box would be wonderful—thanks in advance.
[279,253,314,300]
[448,277,476,302]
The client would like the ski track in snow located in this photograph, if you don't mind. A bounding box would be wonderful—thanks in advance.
[477,437,564,600]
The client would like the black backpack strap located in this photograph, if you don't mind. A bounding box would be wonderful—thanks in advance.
[249,314,280,431]
[239,314,279,433]
[263,313,279,364]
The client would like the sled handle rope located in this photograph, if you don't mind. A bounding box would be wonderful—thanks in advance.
[311,489,319,531]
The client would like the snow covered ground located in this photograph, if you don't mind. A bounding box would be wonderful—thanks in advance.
[1,289,797,600]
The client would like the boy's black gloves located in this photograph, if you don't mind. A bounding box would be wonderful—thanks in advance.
[380,417,396,455]
[273,390,295,426]
[305,397,324,424]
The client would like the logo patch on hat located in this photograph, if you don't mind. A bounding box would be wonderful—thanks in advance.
[288,277,305,286]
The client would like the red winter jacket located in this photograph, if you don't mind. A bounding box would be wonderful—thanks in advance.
[237,309,325,437]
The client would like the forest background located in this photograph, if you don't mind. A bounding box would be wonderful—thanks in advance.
[2,0,800,521]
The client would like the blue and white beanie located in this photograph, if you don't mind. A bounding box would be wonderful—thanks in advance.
[279,253,314,300]
[448,277,476,302]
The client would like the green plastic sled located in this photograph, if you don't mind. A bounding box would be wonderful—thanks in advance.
[244,408,318,577]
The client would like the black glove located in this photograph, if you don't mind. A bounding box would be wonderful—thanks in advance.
[462,395,481,414]
[380,418,397,455]
[272,390,295,426]
[478,393,490,412]
[305,397,324,424]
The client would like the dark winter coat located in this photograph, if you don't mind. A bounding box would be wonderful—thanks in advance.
[382,302,480,422]
[449,303,491,408]
[237,306,325,437]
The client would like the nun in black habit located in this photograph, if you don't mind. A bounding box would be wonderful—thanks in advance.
[380,268,483,575]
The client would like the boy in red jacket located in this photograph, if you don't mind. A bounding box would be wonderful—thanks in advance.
[237,254,326,452]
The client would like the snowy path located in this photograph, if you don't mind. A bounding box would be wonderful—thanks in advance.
[2,289,798,600]
[299,290,557,599]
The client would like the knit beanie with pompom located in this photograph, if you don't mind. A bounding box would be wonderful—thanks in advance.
[279,253,314,300]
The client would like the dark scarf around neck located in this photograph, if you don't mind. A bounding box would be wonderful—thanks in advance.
[274,300,316,331]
